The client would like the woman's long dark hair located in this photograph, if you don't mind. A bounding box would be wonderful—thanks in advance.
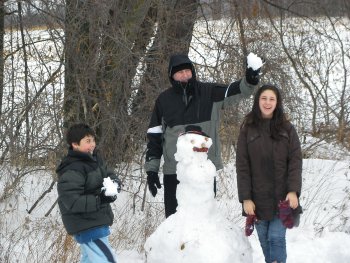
[243,84,288,139]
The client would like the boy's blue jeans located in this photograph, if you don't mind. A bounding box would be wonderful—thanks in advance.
[79,236,117,263]
[255,216,287,263]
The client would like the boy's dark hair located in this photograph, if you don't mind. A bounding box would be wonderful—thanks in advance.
[66,123,96,147]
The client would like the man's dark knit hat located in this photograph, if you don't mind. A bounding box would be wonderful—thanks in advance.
[170,63,192,77]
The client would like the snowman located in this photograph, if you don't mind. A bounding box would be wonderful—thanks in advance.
[144,125,252,263]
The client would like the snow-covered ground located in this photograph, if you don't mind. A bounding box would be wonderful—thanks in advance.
[1,155,349,262]
[116,158,350,263]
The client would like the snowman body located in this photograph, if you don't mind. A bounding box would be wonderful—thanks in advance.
[144,132,252,263]
[175,132,216,216]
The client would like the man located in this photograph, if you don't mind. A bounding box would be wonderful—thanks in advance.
[145,53,263,218]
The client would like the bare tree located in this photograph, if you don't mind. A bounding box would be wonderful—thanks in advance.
[0,1,64,165]
[63,0,199,165]
[130,0,199,150]
[0,0,5,118]
[260,0,350,146]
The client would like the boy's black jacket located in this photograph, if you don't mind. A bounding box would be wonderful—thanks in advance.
[56,149,118,235]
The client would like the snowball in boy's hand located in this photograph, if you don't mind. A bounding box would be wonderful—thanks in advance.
[247,52,264,70]
[102,177,119,196]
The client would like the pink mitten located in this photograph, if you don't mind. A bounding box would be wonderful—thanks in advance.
[278,200,294,229]
[245,215,258,236]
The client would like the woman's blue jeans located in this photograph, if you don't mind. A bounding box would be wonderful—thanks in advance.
[255,216,287,263]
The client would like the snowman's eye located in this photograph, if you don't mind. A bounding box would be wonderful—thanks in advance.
[190,139,195,144]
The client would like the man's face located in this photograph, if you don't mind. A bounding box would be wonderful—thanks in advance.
[173,68,192,82]
[72,135,96,155]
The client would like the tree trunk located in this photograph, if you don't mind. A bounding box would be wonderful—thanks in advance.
[0,0,4,118]
[64,0,96,128]
[130,0,199,148]
[63,0,199,165]
[17,1,31,157]
[92,1,157,164]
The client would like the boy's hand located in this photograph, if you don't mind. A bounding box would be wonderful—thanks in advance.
[99,189,117,204]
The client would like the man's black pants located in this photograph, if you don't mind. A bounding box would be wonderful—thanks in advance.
[163,174,179,218]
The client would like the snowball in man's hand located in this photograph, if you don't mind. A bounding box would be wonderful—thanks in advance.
[247,52,264,70]
[102,177,119,196]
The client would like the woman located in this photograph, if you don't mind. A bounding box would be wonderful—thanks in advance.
[236,84,302,263]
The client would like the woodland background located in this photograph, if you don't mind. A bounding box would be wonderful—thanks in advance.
[0,0,349,262]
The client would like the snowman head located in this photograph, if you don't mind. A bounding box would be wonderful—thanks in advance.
[175,125,212,163]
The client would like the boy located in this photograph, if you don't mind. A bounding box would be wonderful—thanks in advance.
[56,123,121,263]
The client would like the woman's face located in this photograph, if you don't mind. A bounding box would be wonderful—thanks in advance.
[259,89,277,119]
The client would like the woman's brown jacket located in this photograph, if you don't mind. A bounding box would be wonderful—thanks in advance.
[236,120,302,220]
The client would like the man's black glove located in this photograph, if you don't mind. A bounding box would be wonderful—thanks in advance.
[99,189,117,204]
[146,171,161,197]
[245,54,265,85]
[245,67,261,85]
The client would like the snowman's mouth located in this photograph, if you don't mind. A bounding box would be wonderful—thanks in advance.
[193,147,208,152]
